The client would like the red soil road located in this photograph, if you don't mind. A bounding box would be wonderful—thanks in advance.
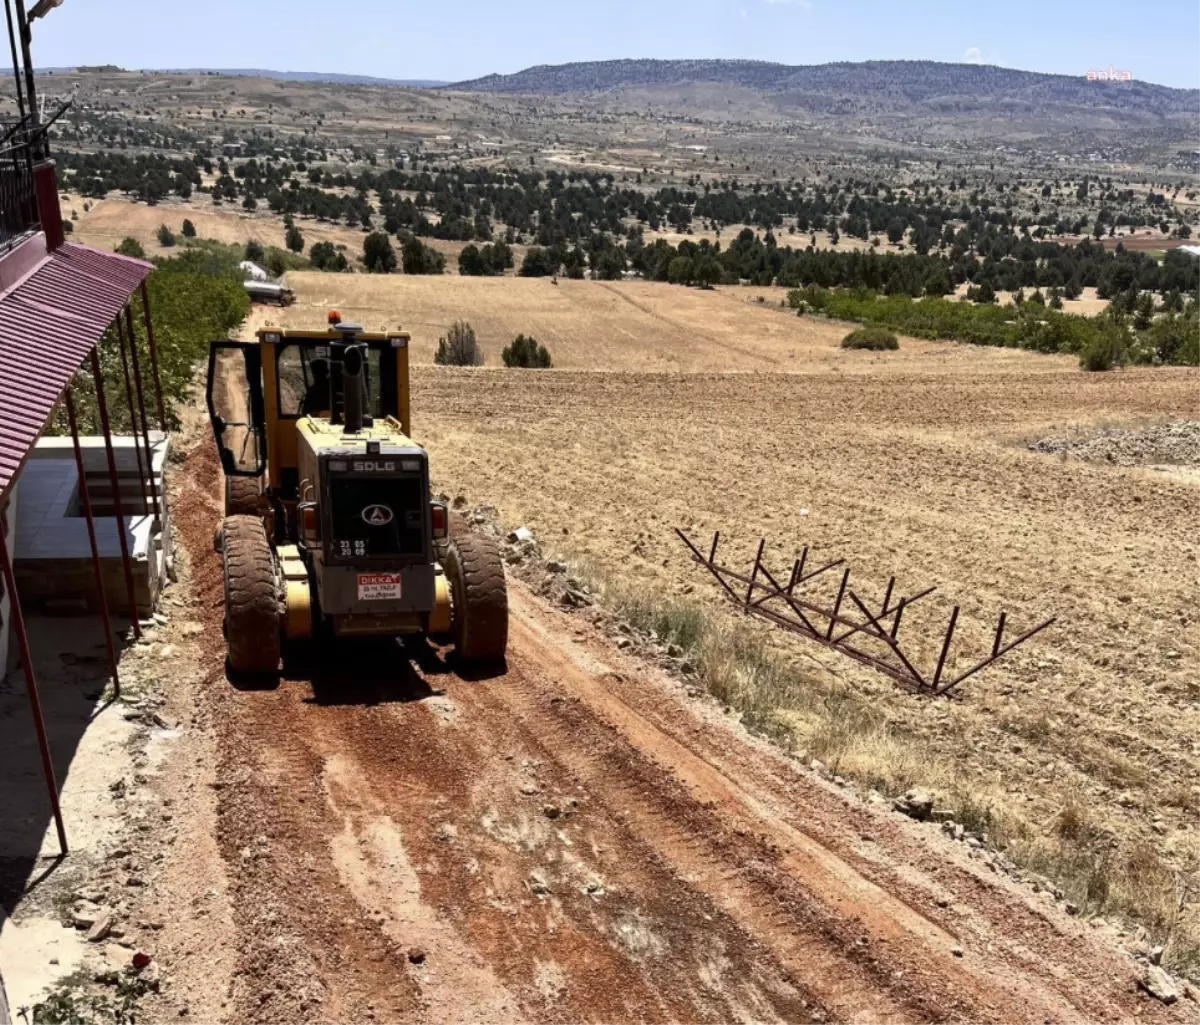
[173,438,1185,1025]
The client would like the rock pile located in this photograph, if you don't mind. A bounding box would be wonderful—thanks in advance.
[1027,420,1199,469]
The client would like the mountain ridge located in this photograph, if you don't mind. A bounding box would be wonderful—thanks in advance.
[444,58,1196,117]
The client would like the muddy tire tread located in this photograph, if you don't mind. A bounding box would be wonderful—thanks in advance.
[222,514,281,675]
[225,475,265,517]
[446,533,508,663]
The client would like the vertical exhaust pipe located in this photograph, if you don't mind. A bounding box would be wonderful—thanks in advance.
[342,343,365,434]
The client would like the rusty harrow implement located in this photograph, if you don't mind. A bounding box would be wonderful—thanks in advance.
[675,529,1055,697]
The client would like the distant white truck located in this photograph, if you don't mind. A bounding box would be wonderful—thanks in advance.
[243,280,296,306]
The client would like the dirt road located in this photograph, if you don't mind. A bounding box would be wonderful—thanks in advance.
[159,437,1180,1025]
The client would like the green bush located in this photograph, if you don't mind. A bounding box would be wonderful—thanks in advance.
[501,334,552,368]
[400,233,445,275]
[1079,323,1128,372]
[520,246,557,277]
[52,249,250,437]
[434,320,483,366]
[116,236,146,260]
[363,232,397,273]
[309,240,348,272]
[841,327,899,351]
[156,224,176,247]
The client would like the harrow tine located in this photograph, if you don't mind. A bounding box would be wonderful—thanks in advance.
[846,590,929,691]
[938,616,1057,696]
[676,529,1054,699]
[753,558,821,636]
[826,569,850,640]
[932,605,960,690]
[830,585,936,646]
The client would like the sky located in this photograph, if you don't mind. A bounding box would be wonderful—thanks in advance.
[26,0,1200,89]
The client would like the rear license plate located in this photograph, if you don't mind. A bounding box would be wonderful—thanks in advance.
[357,572,403,601]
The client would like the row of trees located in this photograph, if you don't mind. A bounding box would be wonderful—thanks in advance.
[459,229,1199,299]
[787,286,1199,366]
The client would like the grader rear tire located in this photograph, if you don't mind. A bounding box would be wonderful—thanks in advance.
[225,475,266,517]
[444,533,508,664]
[221,515,281,676]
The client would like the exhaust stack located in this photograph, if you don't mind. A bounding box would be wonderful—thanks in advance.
[342,343,365,434]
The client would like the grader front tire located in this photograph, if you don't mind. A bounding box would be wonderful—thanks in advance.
[225,475,266,517]
[444,533,508,664]
[221,515,281,676]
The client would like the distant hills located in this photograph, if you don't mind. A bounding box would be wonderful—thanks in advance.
[446,58,1196,118]
[43,66,448,88]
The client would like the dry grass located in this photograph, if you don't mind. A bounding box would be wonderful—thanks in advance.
[563,552,1200,976]
[249,271,1076,374]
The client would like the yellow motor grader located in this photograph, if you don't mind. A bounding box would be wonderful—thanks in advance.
[206,314,507,675]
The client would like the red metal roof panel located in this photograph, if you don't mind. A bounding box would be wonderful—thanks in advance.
[0,241,153,501]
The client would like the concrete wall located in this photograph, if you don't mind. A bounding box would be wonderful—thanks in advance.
[12,435,170,618]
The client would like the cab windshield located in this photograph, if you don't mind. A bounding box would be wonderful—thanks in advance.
[276,342,384,419]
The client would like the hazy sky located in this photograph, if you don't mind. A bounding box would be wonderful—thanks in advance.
[26,0,1200,89]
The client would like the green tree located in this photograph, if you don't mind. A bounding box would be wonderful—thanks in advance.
[363,231,397,273]
[666,255,694,285]
[116,237,146,259]
[181,218,196,238]
[501,333,552,368]
[309,240,348,272]
[458,243,487,276]
[593,248,626,281]
[694,257,722,289]
[923,268,952,297]
[244,240,265,264]
[285,224,304,253]
[400,234,445,274]
[1133,291,1154,331]
[434,320,483,366]
[886,219,906,245]
[157,224,176,247]
[520,246,557,277]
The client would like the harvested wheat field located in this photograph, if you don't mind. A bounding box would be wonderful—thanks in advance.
[281,272,1200,972]
[63,194,371,260]
[248,272,1078,374]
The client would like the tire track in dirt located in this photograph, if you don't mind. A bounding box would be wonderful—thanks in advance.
[172,437,1185,1025]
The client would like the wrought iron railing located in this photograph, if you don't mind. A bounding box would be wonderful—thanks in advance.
[0,116,40,254]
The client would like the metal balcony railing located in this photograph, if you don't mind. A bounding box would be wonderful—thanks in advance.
[0,117,40,254]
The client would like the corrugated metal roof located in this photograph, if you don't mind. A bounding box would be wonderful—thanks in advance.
[0,241,153,502]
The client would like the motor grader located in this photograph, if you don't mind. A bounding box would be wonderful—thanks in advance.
[206,315,507,675]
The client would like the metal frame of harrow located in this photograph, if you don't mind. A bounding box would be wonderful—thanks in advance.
[675,529,1055,697]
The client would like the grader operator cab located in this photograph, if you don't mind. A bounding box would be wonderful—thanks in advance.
[206,315,507,675]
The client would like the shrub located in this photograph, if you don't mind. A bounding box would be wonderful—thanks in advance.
[520,246,557,277]
[116,237,146,259]
[501,334,552,368]
[157,224,176,247]
[309,240,348,272]
[841,327,899,351]
[244,240,265,263]
[285,225,304,253]
[263,246,307,278]
[181,218,196,238]
[1079,323,1127,371]
[363,231,397,273]
[434,320,483,366]
[400,233,445,275]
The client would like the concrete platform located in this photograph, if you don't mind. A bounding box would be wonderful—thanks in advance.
[13,434,171,617]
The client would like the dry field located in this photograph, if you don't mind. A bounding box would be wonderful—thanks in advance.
[242,271,1200,965]
[62,194,371,261]
[243,272,1080,375]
